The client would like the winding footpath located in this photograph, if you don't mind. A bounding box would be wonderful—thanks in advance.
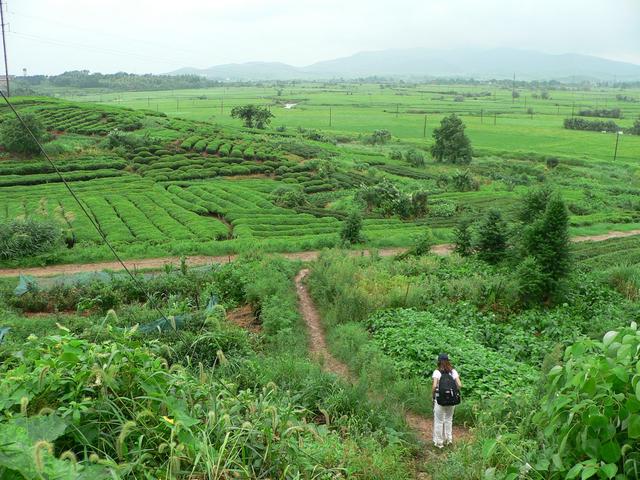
[2,228,638,278]
[295,268,470,448]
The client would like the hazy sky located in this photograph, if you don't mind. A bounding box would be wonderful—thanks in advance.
[8,0,640,75]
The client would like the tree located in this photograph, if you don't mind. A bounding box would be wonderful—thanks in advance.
[230,105,274,129]
[629,118,640,136]
[340,210,365,245]
[475,209,508,264]
[518,186,552,223]
[519,194,571,302]
[453,218,474,257]
[0,113,46,155]
[431,114,472,164]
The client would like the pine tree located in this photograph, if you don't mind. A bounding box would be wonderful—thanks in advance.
[521,194,571,293]
[453,218,474,257]
[476,210,507,264]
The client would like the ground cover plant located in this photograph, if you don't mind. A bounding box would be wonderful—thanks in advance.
[0,255,418,479]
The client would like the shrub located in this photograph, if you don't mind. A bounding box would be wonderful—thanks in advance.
[563,117,620,132]
[450,170,479,192]
[578,108,622,118]
[530,324,640,478]
[0,112,46,155]
[340,210,364,245]
[0,218,61,259]
[404,149,425,167]
[363,129,391,145]
[389,149,403,160]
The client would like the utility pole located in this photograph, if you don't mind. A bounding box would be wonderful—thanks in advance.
[396,103,399,118]
[0,0,9,97]
[480,109,483,124]
[423,114,427,138]
[494,113,497,125]
[613,131,622,161]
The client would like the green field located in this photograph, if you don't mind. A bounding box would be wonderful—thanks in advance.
[2,83,640,479]
[1,84,639,268]
[64,83,640,164]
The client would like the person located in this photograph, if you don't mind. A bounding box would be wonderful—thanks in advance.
[431,353,462,448]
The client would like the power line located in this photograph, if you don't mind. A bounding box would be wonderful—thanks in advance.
[0,0,9,96]
[0,90,169,322]
[8,31,193,68]
[8,9,212,63]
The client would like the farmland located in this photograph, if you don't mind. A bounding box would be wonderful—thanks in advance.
[2,81,640,479]
[1,83,640,267]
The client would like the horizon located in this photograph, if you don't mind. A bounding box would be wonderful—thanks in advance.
[11,0,640,76]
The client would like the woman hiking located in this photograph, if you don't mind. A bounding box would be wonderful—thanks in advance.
[431,353,462,448]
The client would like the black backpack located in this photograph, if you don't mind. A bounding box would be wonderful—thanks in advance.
[436,371,461,406]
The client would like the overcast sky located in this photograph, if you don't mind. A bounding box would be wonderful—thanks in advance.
[8,0,640,75]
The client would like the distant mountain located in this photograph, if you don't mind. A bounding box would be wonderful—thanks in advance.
[170,48,640,81]
[171,62,313,80]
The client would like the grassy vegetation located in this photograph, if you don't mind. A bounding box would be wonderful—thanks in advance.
[0,255,421,478]
[306,245,640,478]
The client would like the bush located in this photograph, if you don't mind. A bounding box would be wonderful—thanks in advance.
[450,170,479,192]
[389,149,403,160]
[529,324,640,478]
[0,113,46,155]
[578,108,622,118]
[340,210,364,245]
[563,117,620,132]
[363,129,391,145]
[0,218,61,259]
[404,149,425,167]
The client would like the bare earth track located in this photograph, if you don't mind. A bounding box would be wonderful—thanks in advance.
[295,268,469,449]
[1,227,639,278]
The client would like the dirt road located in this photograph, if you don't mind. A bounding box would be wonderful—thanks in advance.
[1,228,638,279]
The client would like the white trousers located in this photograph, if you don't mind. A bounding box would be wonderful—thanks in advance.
[433,403,455,445]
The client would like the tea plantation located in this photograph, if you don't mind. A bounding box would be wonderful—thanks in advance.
[1,86,640,267]
[2,85,640,479]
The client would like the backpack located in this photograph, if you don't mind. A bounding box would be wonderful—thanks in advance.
[436,371,461,406]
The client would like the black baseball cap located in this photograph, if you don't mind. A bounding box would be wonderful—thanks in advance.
[438,353,449,362]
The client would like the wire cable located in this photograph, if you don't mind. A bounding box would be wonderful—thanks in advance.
[0,89,169,321]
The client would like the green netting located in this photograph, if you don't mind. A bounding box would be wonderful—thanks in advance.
[0,327,9,345]
[14,274,37,296]
[138,314,188,334]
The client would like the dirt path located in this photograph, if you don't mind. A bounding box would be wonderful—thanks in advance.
[0,248,406,278]
[1,228,639,278]
[295,268,469,448]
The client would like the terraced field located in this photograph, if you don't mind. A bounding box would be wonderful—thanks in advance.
[1,91,640,267]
